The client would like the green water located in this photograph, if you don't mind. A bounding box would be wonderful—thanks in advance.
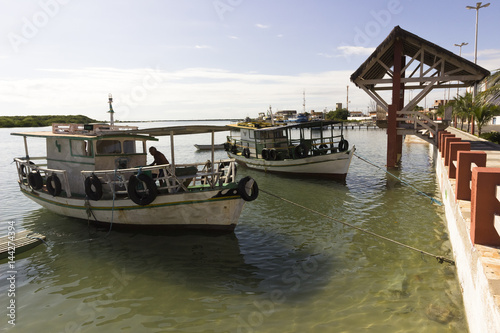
[0,123,467,332]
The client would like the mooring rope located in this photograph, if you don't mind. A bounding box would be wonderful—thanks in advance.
[260,189,455,265]
[354,153,443,206]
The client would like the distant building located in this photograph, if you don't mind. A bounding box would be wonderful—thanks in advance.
[349,111,364,117]
[310,110,324,120]
[335,103,343,110]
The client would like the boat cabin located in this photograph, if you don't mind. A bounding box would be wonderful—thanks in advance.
[13,123,157,196]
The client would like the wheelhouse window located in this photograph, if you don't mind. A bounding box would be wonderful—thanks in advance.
[96,140,121,154]
[123,140,144,154]
[71,139,93,157]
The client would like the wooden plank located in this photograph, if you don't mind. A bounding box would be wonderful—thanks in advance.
[0,230,46,260]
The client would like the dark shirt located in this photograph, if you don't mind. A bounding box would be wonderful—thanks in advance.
[151,150,169,165]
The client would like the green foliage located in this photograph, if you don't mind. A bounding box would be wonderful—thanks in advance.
[326,108,349,121]
[480,131,500,144]
[0,115,97,128]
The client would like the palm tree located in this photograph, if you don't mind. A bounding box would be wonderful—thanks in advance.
[452,92,474,131]
[473,103,500,136]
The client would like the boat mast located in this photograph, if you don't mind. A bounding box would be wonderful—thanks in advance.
[303,89,305,114]
[108,93,115,126]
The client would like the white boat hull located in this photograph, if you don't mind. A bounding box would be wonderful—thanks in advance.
[228,147,355,179]
[20,186,245,230]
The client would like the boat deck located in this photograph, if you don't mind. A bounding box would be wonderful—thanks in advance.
[0,229,46,260]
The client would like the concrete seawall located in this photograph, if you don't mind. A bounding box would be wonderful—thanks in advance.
[434,127,500,333]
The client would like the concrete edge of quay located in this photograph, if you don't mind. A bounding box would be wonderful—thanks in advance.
[435,130,500,333]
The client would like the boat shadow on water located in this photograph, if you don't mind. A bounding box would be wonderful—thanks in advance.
[15,208,338,302]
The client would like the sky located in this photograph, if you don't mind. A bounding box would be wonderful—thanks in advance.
[1,0,499,121]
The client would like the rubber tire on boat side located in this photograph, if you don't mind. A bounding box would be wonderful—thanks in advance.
[338,139,349,152]
[269,149,277,160]
[243,148,250,158]
[294,144,308,158]
[28,171,43,190]
[237,176,259,202]
[261,149,269,160]
[46,174,62,196]
[85,174,103,201]
[20,161,35,177]
[128,173,158,206]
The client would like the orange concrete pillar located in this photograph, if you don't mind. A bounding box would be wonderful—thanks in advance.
[437,130,449,151]
[470,167,500,246]
[448,142,471,179]
[444,137,461,166]
[440,134,455,156]
[455,151,487,201]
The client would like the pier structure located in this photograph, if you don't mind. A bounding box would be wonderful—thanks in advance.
[350,26,489,168]
[437,127,500,333]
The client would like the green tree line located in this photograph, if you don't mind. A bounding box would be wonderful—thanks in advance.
[0,115,98,128]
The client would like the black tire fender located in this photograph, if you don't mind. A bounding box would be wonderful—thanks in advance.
[237,176,259,202]
[294,143,308,158]
[46,174,62,196]
[128,173,158,206]
[28,171,43,190]
[85,174,103,201]
[269,149,277,160]
[261,148,269,160]
[243,148,250,158]
[338,139,349,152]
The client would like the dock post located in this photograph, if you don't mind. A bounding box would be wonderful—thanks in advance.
[439,133,455,156]
[455,151,487,201]
[470,167,500,246]
[448,142,471,179]
[444,137,462,166]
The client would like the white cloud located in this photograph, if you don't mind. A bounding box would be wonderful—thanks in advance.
[255,23,270,29]
[195,45,211,49]
[337,46,375,56]
[0,67,371,120]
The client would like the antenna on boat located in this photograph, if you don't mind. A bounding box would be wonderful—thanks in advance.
[108,93,115,126]
[268,105,274,125]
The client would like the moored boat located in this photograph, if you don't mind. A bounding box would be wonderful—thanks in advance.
[194,143,225,150]
[225,120,355,179]
[11,98,258,230]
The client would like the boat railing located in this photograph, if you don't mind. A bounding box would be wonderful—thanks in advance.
[81,159,237,197]
[14,157,72,197]
[228,133,346,159]
[52,123,138,135]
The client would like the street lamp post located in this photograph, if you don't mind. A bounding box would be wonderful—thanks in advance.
[454,42,468,97]
[466,2,490,64]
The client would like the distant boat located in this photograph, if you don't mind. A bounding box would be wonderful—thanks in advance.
[225,120,355,180]
[194,143,225,151]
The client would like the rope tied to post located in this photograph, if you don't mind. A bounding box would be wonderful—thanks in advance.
[260,188,455,265]
[354,153,443,206]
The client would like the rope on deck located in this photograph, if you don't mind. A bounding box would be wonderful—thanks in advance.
[354,153,443,206]
[260,189,455,265]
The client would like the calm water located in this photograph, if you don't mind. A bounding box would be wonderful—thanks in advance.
[0,122,467,332]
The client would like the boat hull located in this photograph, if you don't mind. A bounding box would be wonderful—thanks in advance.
[228,148,355,179]
[19,186,245,230]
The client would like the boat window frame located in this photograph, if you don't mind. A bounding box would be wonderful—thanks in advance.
[96,139,122,155]
[69,138,94,158]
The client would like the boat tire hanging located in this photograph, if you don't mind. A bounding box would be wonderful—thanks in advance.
[243,148,251,158]
[85,174,103,201]
[46,174,62,196]
[20,161,35,177]
[269,149,277,161]
[295,143,308,158]
[261,148,269,160]
[338,139,349,152]
[128,173,158,206]
[237,176,259,201]
[28,171,43,190]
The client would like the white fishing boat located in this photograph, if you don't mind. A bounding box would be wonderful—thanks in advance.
[194,143,225,150]
[226,120,355,179]
[11,97,258,230]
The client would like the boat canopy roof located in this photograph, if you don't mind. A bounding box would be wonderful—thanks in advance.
[11,124,231,139]
[229,120,343,132]
[111,125,232,136]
